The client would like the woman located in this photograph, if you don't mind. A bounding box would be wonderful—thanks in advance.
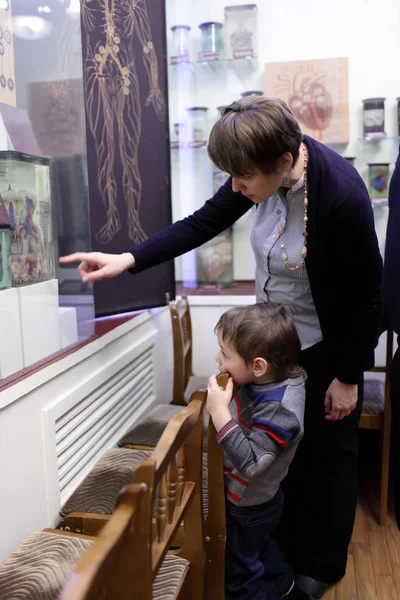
[61,96,382,599]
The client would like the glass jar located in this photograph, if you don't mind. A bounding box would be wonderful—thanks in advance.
[362,98,386,138]
[224,4,258,59]
[170,122,185,149]
[170,25,190,64]
[368,163,390,199]
[240,90,263,97]
[0,195,11,290]
[198,22,223,59]
[0,151,53,287]
[196,227,234,286]
[186,107,208,147]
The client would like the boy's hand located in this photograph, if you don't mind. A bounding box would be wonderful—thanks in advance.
[207,374,234,431]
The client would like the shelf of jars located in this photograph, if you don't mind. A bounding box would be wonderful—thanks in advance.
[169,56,259,82]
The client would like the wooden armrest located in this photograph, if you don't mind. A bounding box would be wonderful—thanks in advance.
[59,512,112,536]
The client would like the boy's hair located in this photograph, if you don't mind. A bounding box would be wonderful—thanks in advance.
[215,302,303,380]
[207,95,303,177]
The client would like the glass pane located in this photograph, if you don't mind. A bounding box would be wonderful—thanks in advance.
[0,0,94,381]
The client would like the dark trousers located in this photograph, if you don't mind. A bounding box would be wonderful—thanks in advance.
[225,488,293,600]
[276,341,363,583]
[391,341,400,528]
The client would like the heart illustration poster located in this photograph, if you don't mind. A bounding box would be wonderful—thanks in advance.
[265,57,349,144]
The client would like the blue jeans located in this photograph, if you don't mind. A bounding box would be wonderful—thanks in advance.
[225,488,293,599]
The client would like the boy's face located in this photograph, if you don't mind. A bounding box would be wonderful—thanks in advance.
[215,329,255,386]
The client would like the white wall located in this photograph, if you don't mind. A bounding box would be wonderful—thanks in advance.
[166,0,400,279]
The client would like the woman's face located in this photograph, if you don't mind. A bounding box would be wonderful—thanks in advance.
[231,170,284,203]
[230,151,294,203]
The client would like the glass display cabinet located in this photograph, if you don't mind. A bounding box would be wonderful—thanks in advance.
[0,0,94,382]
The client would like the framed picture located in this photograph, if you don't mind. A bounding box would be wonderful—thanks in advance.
[265,57,349,143]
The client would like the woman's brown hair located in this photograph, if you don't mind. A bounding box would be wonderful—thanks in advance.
[208,95,303,177]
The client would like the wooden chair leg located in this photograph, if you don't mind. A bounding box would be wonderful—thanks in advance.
[204,418,226,600]
[380,387,392,526]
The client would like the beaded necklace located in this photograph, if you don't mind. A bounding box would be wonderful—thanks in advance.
[278,142,308,271]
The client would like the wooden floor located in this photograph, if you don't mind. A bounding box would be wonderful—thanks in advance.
[324,431,400,600]
[324,498,400,600]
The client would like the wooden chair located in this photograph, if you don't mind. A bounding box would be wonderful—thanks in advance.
[359,329,394,525]
[118,295,209,449]
[0,393,206,600]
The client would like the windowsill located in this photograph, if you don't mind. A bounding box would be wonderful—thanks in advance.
[0,312,142,393]
[176,280,255,296]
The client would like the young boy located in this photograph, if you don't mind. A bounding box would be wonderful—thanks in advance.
[207,302,312,600]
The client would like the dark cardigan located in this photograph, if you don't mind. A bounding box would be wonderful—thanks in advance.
[383,146,400,335]
[129,135,383,384]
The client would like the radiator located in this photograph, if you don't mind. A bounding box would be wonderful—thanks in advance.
[56,346,154,503]
[42,319,157,520]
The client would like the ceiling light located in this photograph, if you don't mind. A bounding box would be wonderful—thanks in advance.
[38,6,51,13]
[0,0,9,10]
[12,15,53,40]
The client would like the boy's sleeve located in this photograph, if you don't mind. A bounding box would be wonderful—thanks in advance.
[216,401,302,479]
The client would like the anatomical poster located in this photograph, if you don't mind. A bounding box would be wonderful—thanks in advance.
[81,0,175,316]
[265,57,349,144]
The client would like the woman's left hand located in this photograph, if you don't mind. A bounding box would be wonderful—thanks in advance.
[324,379,358,421]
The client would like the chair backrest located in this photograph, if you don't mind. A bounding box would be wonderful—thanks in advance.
[170,295,194,405]
[59,483,145,600]
[60,384,208,600]
[360,329,394,428]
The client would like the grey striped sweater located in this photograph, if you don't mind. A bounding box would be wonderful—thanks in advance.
[216,376,305,506]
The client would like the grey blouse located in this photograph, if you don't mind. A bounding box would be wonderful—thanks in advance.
[250,174,323,350]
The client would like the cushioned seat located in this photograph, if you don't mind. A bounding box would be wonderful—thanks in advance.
[60,448,152,516]
[362,378,384,414]
[119,404,210,451]
[0,532,91,600]
[119,405,184,447]
[0,531,188,600]
[60,448,209,518]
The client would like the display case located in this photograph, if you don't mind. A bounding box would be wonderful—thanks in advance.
[0,0,95,382]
